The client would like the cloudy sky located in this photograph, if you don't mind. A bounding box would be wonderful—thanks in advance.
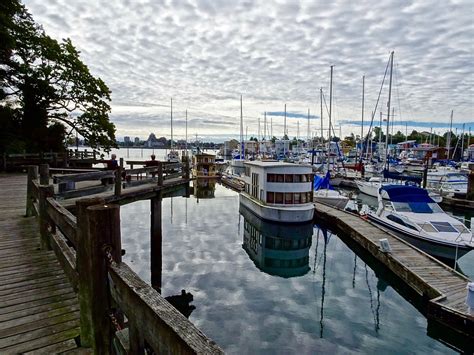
[24,0,473,141]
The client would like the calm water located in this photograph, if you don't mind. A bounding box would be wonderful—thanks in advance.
[119,182,461,354]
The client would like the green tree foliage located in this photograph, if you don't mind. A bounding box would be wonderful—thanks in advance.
[0,0,116,153]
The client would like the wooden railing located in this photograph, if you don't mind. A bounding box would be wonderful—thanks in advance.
[25,164,222,354]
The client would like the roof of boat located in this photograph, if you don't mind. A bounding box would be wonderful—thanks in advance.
[244,160,310,168]
[381,185,435,203]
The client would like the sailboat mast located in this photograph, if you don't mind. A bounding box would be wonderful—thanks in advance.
[461,123,466,161]
[360,75,365,163]
[320,87,324,143]
[307,108,310,143]
[328,66,333,172]
[170,98,174,151]
[447,110,453,159]
[284,104,287,138]
[384,51,394,168]
[240,95,244,160]
[185,109,188,155]
[264,111,267,140]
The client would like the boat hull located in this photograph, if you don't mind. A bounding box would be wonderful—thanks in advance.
[367,214,472,260]
[239,193,314,223]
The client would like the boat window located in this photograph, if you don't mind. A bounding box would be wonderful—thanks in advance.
[277,174,284,183]
[419,223,437,232]
[267,192,275,203]
[392,202,411,212]
[275,192,283,204]
[294,193,301,204]
[301,174,308,182]
[285,174,293,183]
[285,193,293,204]
[453,224,469,233]
[301,192,307,203]
[267,174,276,182]
[387,214,418,230]
[428,203,443,213]
[431,222,458,233]
[294,175,301,183]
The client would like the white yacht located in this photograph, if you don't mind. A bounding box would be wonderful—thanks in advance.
[366,185,474,260]
[240,161,314,223]
[313,172,349,209]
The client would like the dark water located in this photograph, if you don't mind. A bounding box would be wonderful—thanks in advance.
[120,183,458,354]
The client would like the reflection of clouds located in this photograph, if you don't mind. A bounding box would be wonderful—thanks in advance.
[120,185,450,353]
[23,0,474,140]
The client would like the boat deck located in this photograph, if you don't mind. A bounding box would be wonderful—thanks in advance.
[0,174,83,353]
[314,202,473,341]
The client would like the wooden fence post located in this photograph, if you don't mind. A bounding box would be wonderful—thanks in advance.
[76,197,106,349]
[115,158,123,196]
[157,162,163,186]
[39,163,49,185]
[26,165,38,216]
[38,184,54,250]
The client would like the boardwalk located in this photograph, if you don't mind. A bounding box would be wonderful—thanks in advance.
[0,174,82,353]
[315,202,473,342]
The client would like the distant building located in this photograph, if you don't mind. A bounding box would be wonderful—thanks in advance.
[124,136,131,144]
[134,137,140,145]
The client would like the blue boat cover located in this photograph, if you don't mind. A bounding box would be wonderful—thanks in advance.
[383,169,422,185]
[380,185,434,203]
[313,171,334,191]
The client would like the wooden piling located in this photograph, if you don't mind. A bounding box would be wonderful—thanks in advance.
[115,158,123,196]
[38,184,54,250]
[76,197,106,349]
[81,203,121,354]
[39,164,49,185]
[150,194,163,293]
[26,165,38,216]
[157,162,163,186]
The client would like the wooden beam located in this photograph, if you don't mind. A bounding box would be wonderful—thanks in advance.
[26,166,38,217]
[46,197,77,247]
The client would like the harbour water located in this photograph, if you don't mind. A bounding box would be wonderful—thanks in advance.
[120,181,465,353]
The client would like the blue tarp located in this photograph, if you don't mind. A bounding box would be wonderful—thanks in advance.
[380,185,434,203]
[314,172,334,191]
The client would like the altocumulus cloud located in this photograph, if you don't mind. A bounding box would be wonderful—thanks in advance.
[23,0,473,140]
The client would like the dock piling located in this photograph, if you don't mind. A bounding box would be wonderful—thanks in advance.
[38,184,54,250]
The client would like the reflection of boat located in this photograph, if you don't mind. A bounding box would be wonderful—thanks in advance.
[367,185,474,260]
[193,179,216,199]
[240,205,312,278]
[240,161,314,223]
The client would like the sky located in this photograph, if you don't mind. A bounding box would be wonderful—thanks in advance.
[23,0,474,142]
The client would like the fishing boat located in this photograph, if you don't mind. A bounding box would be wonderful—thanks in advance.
[366,185,474,260]
[239,161,314,223]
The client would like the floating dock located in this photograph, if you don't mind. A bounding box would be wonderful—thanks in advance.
[314,202,473,344]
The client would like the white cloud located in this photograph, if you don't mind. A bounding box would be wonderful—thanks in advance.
[23,0,474,140]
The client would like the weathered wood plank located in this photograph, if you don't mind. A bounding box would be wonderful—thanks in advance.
[46,197,77,246]
[0,281,73,303]
[0,284,74,308]
[23,338,78,354]
[0,276,69,297]
[53,171,114,183]
[0,291,76,316]
[109,262,223,354]
[49,231,78,290]
[0,269,65,288]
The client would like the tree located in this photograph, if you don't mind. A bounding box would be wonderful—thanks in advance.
[1,0,116,153]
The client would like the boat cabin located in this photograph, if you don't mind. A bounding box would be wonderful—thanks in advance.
[192,153,217,177]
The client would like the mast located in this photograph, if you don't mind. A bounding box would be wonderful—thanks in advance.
[320,87,324,143]
[384,51,394,169]
[447,110,453,159]
[170,98,173,151]
[239,95,243,160]
[359,75,365,163]
[307,108,310,143]
[461,123,465,161]
[284,104,287,138]
[328,65,333,172]
[185,109,188,155]
[264,111,267,140]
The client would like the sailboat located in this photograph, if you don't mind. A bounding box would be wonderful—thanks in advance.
[167,98,179,162]
[230,95,245,175]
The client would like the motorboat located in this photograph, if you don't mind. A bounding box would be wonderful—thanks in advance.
[366,185,474,260]
[239,161,314,223]
[313,172,349,209]
[427,172,468,198]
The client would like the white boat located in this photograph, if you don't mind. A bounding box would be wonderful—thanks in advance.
[239,161,314,223]
[356,177,442,203]
[313,172,349,209]
[366,185,474,260]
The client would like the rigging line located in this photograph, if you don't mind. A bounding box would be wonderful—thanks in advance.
[361,53,391,162]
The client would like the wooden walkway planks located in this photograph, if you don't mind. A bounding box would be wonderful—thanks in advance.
[314,202,473,339]
[0,174,82,353]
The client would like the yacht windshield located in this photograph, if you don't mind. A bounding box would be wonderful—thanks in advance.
[392,202,443,214]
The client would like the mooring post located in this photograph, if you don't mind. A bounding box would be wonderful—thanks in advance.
[38,184,54,250]
[182,155,189,179]
[150,193,163,293]
[422,165,428,189]
[76,197,106,349]
[39,163,49,185]
[158,162,163,186]
[26,165,39,217]
[115,158,123,196]
[79,201,121,354]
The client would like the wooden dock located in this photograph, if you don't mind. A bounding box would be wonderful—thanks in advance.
[314,202,473,343]
[0,174,82,353]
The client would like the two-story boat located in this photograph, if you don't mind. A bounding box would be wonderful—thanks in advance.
[239,161,314,223]
[192,153,217,178]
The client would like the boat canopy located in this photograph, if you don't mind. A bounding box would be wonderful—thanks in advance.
[380,185,434,203]
[313,172,333,191]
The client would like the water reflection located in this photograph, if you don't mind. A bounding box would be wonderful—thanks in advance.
[240,204,311,278]
[193,179,216,200]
